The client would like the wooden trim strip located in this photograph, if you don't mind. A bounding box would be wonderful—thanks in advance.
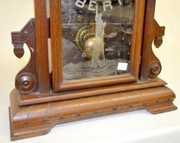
[19,79,166,106]
[34,0,50,93]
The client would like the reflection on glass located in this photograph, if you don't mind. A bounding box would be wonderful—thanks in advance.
[61,0,135,81]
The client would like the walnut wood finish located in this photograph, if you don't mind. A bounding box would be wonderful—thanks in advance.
[50,0,145,92]
[9,0,177,140]
[12,19,37,94]
[11,0,50,96]
[9,80,177,140]
[141,0,165,79]
[18,79,168,106]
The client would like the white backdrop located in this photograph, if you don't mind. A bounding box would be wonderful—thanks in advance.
[0,0,180,143]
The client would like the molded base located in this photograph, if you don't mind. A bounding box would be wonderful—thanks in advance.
[9,83,177,140]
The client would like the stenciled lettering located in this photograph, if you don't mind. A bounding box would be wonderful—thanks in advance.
[88,0,96,11]
[75,0,123,11]
[75,0,87,8]
[103,0,113,11]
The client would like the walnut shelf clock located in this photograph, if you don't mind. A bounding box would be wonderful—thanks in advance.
[9,0,177,140]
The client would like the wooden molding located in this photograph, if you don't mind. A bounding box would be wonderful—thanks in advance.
[18,79,166,106]
[9,82,177,140]
[141,0,165,79]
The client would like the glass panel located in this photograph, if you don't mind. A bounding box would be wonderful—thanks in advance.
[61,0,135,81]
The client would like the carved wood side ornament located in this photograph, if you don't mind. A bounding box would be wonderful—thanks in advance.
[148,19,165,79]
[12,19,37,94]
[141,0,165,80]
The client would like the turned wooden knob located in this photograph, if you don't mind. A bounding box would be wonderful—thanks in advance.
[15,73,37,94]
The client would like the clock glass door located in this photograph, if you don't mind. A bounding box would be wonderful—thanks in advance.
[61,0,135,81]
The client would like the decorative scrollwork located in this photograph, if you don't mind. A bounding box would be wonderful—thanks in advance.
[153,20,165,48]
[12,19,37,94]
[141,0,166,80]
[148,62,162,79]
[147,20,165,79]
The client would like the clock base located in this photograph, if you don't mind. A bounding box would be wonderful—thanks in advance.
[9,82,177,141]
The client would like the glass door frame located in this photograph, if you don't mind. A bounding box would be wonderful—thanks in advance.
[50,0,146,92]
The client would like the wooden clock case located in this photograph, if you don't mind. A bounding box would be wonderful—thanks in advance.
[9,0,177,140]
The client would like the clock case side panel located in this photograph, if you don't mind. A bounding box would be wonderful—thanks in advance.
[50,0,146,92]
[140,0,165,79]
[11,0,50,97]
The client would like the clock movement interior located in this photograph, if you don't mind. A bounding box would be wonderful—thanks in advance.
[61,0,135,81]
